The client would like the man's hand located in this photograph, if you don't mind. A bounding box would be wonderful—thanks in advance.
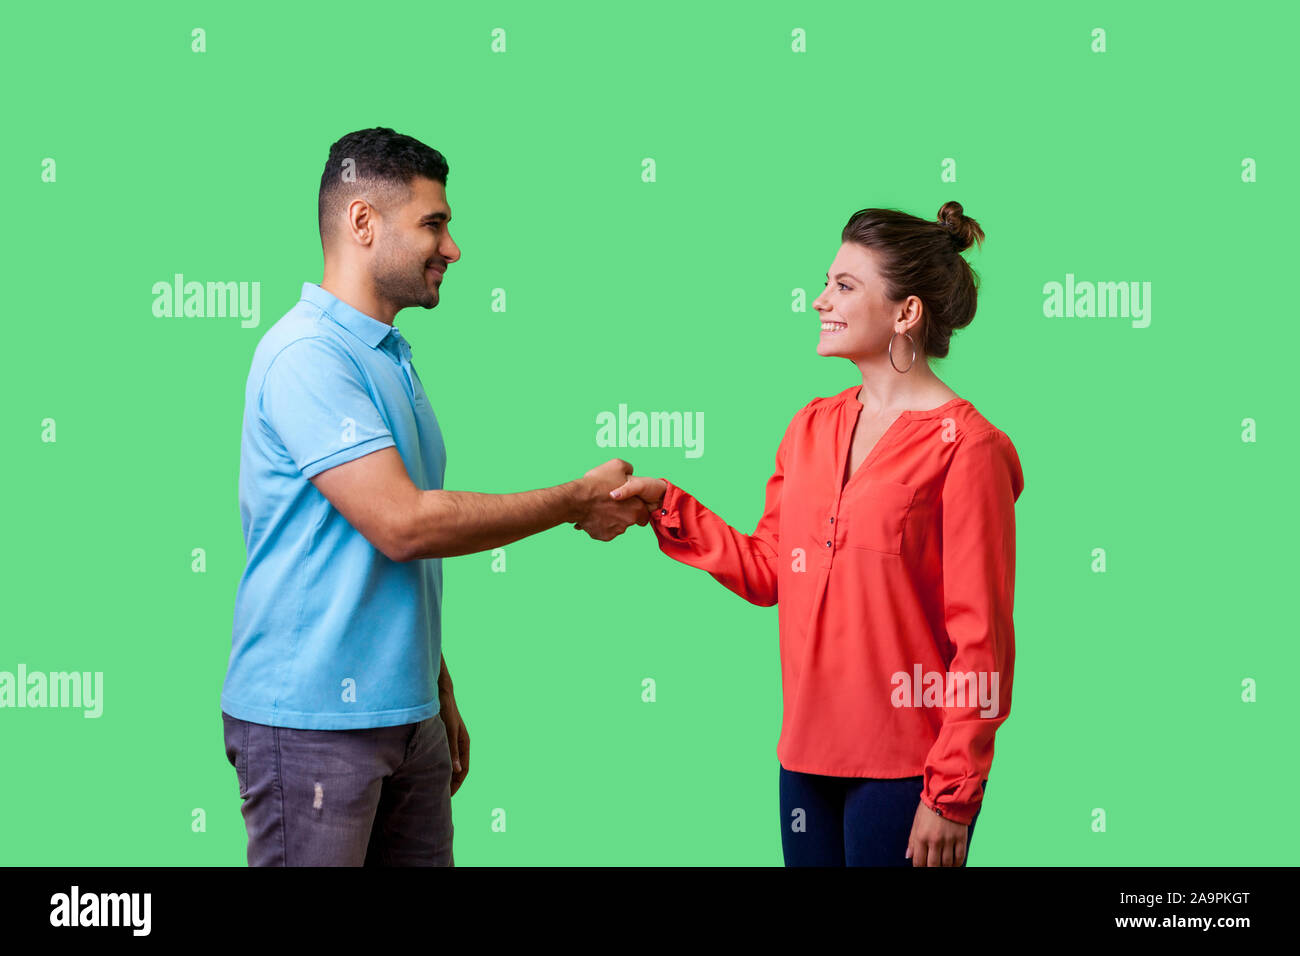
[573,459,651,541]
[906,800,970,866]
[608,475,667,512]
[438,680,470,796]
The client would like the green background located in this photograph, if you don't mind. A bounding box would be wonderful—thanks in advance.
[3,0,1295,865]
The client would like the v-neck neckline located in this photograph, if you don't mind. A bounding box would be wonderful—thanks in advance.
[838,390,971,495]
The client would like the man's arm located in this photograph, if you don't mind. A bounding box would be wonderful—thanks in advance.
[309,447,645,561]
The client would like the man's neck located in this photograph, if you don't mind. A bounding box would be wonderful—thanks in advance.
[319,271,396,326]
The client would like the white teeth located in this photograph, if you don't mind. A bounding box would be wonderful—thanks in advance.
[821,322,847,331]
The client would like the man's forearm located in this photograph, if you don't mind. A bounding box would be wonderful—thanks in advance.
[397,480,589,560]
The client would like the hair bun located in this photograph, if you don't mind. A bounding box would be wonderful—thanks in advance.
[935,201,984,253]
[935,216,961,250]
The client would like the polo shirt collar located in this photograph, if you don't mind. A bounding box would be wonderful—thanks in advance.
[300,282,394,349]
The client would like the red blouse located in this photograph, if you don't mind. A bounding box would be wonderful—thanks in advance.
[648,385,1024,826]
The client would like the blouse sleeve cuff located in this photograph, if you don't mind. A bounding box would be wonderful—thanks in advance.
[648,478,685,538]
[920,795,976,827]
[920,776,986,827]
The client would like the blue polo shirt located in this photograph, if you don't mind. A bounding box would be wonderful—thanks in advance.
[222,281,447,729]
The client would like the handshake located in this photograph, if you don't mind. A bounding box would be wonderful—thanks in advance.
[571,458,669,541]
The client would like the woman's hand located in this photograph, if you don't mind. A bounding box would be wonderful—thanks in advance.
[906,800,971,866]
[608,476,668,512]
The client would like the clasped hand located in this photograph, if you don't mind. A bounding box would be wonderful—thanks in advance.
[573,458,668,541]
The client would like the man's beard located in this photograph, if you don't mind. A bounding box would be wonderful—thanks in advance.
[373,243,437,311]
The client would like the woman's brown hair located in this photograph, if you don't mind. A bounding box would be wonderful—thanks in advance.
[840,201,986,359]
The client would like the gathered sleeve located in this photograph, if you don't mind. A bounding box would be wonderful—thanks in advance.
[645,407,807,608]
[920,429,1025,826]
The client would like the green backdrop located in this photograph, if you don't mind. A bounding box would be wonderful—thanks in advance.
[3,0,1295,865]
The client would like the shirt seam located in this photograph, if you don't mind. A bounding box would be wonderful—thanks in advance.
[221,693,438,725]
[255,332,372,431]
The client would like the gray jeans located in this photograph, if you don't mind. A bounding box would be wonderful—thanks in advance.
[221,711,454,866]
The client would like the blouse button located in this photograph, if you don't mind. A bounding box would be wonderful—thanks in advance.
[825,540,831,548]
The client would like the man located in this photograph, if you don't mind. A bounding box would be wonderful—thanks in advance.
[221,127,649,866]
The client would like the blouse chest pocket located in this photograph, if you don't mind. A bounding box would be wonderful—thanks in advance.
[845,479,915,555]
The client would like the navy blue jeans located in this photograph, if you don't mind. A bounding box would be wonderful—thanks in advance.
[221,711,454,866]
[779,766,985,866]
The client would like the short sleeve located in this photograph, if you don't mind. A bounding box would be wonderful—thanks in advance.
[258,337,396,479]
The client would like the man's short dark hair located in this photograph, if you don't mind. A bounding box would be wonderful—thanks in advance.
[318,127,449,243]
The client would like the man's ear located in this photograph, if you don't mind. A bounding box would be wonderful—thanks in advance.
[343,196,379,246]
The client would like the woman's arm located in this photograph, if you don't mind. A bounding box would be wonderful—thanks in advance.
[919,429,1025,826]
[608,410,803,608]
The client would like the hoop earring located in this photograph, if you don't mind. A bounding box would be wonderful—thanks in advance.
[889,330,916,373]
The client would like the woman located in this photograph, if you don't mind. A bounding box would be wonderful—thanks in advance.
[608,201,1024,867]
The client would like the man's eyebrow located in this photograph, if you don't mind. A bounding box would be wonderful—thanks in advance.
[419,211,452,223]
